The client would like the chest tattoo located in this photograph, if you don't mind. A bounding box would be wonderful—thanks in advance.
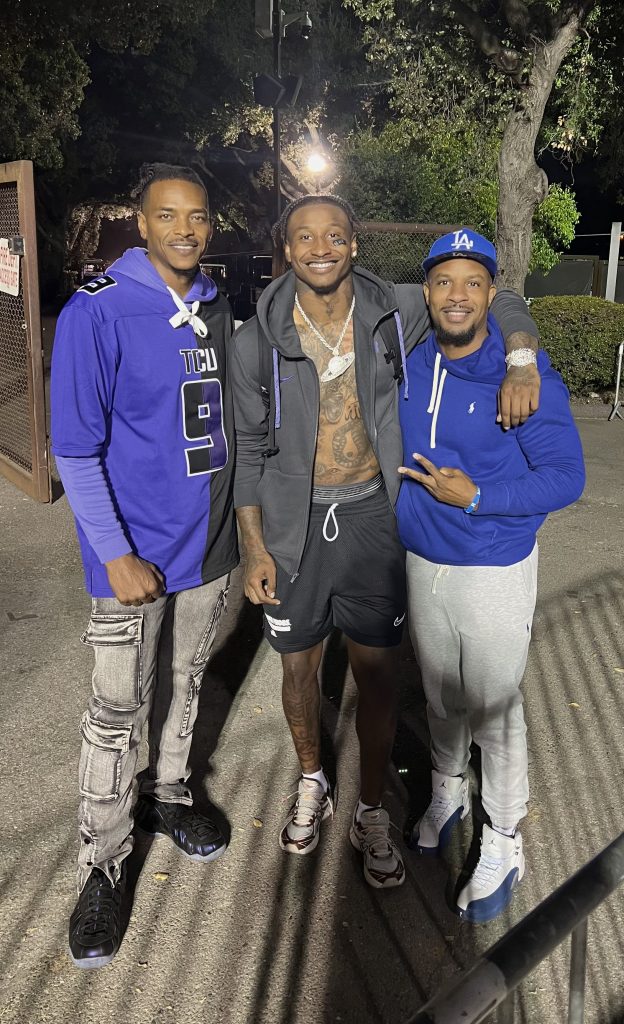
[293,312,379,484]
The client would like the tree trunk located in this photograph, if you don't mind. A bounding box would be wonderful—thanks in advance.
[496,13,582,293]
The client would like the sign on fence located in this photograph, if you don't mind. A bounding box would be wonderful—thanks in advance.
[0,239,20,297]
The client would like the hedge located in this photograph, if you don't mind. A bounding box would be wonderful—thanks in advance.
[529,295,624,397]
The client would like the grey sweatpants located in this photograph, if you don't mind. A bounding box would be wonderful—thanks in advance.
[76,576,229,891]
[406,546,538,830]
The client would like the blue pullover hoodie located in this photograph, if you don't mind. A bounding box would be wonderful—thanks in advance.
[396,315,585,566]
[51,248,238,596]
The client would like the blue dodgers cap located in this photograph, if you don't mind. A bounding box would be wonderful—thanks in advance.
[423,228,497,279]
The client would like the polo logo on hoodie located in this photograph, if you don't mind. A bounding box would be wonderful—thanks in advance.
[451,231,474,252]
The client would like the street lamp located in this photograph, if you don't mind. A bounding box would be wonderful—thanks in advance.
[255,1,312,224]
[305,150,334,193]
[307,152,329,175]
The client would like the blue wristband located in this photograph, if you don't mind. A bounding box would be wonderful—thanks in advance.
[464,485,481,514]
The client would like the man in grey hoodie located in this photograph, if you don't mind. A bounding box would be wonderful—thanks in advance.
[230,195,541,889]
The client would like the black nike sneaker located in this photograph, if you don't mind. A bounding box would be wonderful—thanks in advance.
[135,795,227,862]
[68,865,125,969]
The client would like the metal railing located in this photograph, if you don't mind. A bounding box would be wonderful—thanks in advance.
[608,342,623,421]
[407,830,624,1024]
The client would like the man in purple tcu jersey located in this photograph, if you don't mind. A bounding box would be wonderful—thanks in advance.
[51,163,238,968]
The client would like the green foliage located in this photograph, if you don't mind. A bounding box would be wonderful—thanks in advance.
[0,27,88,169]
[338,125,580,273]
[338,119,499,226]
[342,0,624,286]
[342,0,621,169]
[2,0,620,296]
[530,185,580,273]
[530,295,623,395]
[0,0,217,170]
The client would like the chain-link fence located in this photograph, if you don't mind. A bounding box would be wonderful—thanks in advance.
[0,182,32,473]
[0,162,49,501]
[357,221,460,284]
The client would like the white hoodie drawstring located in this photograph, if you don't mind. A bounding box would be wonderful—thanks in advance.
[427,352,441,414]
[167,286,208,338]
[427,352,447,450]
[322,503,339,542]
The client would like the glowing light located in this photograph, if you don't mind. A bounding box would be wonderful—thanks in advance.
[307,152,329,174]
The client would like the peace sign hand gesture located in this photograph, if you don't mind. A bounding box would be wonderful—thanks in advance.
[398,453,479,510]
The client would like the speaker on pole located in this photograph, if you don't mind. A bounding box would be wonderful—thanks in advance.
[253,74,285,108]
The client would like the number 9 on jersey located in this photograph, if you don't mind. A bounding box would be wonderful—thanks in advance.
[181,379,228,476]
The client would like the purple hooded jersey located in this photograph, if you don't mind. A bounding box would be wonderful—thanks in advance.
[51,248,238,596]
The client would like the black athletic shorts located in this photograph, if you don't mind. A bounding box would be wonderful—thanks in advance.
[263,487,407,653]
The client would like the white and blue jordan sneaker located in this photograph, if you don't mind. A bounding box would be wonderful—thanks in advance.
[408,770,470,855]
[457,824,525,923]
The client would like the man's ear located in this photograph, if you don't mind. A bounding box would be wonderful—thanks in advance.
[284,241,291,264]
[137,210,147,241]
[351,234,357,259]
[423,281,430,307]
[488,284,497,308]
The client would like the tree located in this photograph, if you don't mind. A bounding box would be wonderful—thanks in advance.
[5,0,617,299]
[1,0,219,293]
[2,0,376,296]
[339,119,579,275]
[0,1,216,168]
[343,0,618,291]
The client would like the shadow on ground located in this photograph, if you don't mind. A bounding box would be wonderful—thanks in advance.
[1,533,624,1024]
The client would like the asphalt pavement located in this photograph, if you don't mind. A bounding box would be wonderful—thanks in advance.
[0,403,623,1024]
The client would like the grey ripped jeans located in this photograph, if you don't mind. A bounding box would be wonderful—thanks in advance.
[76,575,229,892]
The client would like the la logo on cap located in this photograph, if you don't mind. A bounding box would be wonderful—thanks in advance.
[451,230,474,252]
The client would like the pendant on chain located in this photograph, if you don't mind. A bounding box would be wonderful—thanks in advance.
[320,351,355,383]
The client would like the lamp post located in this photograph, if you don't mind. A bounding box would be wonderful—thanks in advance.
[255,1,311,225]
[272,0,282,225]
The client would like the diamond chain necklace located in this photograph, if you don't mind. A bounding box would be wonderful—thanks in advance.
[294,294,355,356]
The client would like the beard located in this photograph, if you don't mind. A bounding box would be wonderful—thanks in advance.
[431,312,477,349]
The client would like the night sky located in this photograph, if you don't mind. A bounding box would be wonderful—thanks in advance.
[543,153,624,257]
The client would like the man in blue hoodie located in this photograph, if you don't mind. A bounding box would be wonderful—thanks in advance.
[397,229,585,923]
[51,164,238,967]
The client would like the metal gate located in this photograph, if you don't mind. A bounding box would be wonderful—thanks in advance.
[0,160,49,501]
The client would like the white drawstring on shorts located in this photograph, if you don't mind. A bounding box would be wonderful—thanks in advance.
[322,503,339,542]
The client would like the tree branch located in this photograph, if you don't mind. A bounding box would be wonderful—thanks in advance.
[446,0,524,75]
[194,153,265,220]
[501,0,534,38]
[554,0,598,33]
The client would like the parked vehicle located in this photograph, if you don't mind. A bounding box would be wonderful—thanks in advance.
[79,259,107,286]
[76,253,274,322]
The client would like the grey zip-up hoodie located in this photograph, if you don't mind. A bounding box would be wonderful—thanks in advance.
[229,265,538,578]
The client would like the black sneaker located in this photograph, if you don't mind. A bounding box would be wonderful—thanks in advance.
[68,866,125,969]
[135,795,227,862]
